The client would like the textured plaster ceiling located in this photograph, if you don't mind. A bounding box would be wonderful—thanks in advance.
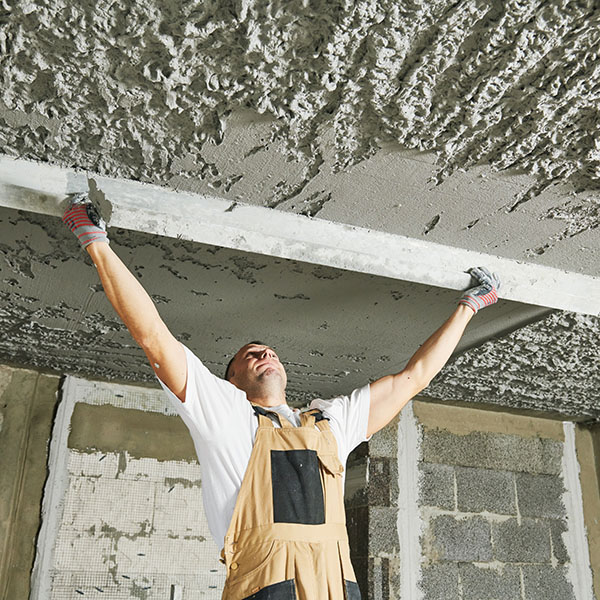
[0,204,550,403]
[0,0,599,275]
[0,1,599,420]
[428,310,600,421]
[2,205,599,421]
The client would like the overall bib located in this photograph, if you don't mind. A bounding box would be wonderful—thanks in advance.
[220,406,362,600]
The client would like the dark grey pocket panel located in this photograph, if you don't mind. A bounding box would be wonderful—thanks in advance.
[271,449,325,524]
[242,578,297,599]
[345,579,362,600]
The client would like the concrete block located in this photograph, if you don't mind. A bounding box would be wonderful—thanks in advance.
[369,421,398,458]
[429,515,492,562]
[368,556,393,600]
[367,457,398,507]
[492,518,551,563]
[346,506,369,557]
[369,507,399,556]
[456,466,515,515]
[548,519,569,564]
[459,564,521,600]
[419,463,455,510]
[521,565,576,600]
[344,455,368,508]
[422,429,563,475]
[419,563,460,600]
[516,473,566,519]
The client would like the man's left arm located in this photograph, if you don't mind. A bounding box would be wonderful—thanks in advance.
[367,266,500,438]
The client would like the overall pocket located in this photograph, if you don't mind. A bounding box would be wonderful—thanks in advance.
[227,541,276,586]
[271,449,325,524]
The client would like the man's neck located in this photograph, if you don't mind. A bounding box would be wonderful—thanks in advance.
[248,392,287,408]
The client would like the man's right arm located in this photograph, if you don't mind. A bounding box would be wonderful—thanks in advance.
[62,194,187,400]
[86,242,187,401]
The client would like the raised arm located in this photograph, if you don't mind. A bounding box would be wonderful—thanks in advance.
[367,267,500,437]
[63,195,187,401]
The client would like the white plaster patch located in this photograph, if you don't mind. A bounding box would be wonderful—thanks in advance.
[397,402,424,599]
[561,422,595,600]
[51,449,224,597]
[74,378,177,415]
[31,375,225,600]
[31,375,78,600]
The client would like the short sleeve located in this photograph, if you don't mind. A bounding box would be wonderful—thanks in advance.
[156,344,253,438]
[309,384,372,464]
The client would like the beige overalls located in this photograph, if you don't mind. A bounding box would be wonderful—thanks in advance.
[220,406,362,600]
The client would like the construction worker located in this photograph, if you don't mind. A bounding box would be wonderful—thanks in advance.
[63,194,500,600]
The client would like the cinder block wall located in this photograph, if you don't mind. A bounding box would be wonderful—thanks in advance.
[353,398,599,600]
[416,401,573,600]
[4,367,599,600]
[345,417,402,598]
[0,365,60,600]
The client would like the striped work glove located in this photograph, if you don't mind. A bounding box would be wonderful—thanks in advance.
[62,193,109,249]
[459,266,500,314]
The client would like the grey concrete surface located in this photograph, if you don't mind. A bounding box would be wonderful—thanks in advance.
[68,403,197,461]
[0,365,60,600]
[492,518,552,563]
[427,310,600,421]
[0,1,599,420]
[429,515,493,562]
[0,204,555,408]
[0,1,599,278]
[455,466,516,515]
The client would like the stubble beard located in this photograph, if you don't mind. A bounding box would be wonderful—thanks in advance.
[253,368,286,399]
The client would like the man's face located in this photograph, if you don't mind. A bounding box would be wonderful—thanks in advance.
[228,343,287,394]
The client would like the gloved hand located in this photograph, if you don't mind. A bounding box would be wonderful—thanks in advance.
[62,193,109,249]
[459,266,500,314]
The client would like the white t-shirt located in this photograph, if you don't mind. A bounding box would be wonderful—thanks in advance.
[157,345,372,549]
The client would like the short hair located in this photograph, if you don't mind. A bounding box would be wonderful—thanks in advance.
[224,341,266,380]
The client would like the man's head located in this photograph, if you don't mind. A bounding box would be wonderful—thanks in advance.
[224,341,287,405]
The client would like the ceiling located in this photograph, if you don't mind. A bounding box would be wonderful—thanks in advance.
[0,0,598,419]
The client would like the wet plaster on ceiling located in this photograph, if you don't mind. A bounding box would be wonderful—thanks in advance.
[1,0,599,276]
[1,204,598,421]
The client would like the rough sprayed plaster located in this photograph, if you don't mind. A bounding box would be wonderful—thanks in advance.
[0,1,599,275]
[0,204,509,400]
[0,203,598,420]
[427,311,600,421]
[1,1,599,420]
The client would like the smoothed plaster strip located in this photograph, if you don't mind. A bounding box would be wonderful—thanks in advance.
[30,375,78,600]
[1,155,599,316]
[397,402,424,600]
[562,421,595,600]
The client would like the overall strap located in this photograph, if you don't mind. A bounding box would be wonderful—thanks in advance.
[300,409,330,430]
[251,404,294,428]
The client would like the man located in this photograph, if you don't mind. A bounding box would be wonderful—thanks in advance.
[63,194,500,600]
